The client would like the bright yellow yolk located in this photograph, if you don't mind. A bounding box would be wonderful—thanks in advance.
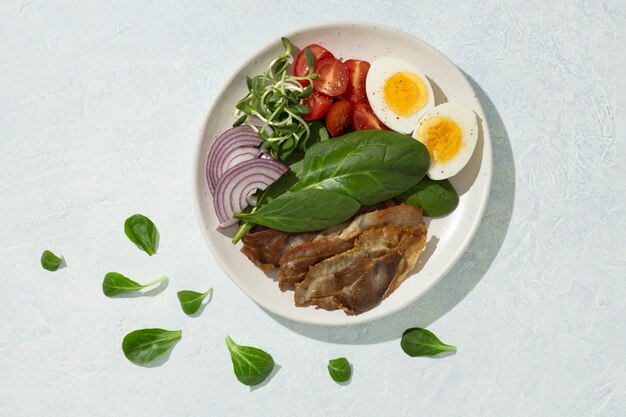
[383,72,429,117]
[418,116,463,163]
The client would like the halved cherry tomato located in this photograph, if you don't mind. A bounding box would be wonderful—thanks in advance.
[313,57,348,97]
[293,44,334,87]
[302,91,333,121]
[342,59,371,103]
[351,100,389,131]
[325,101,354,137]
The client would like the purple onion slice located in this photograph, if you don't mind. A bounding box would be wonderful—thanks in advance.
[206,125,262,193]
[213,158,289,229]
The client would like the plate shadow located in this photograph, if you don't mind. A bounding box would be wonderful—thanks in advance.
[268,73,516,344]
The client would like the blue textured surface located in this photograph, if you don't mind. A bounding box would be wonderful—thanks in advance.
[0,1,623,416]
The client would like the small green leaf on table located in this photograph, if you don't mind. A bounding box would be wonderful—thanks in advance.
[401,328,457,357]
[122,328,182,365]
[327,357,352,383]
[41,250,65,271]
[225,335,275,386]
[102,272,167,297]
[177,288,213,315]
[124,214,159,255]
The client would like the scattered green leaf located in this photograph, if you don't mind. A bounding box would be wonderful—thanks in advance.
[102,272,167,297]
[122,328,182,365]
[124,214,159,255]
[41,250,64,271]
[225,335,275,386]
[400,328,457,357]
[328,357,351,383]
[176,288,213,315]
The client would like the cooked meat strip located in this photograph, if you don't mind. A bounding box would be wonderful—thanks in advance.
[241,229,316,270]
[294,226,404,305]
[240,202,397,272]
[278,238,355,290]
[335,229,426,314]
[241,229,289,270]
[241,203,427,315]
[278,203,424,290]
[294,212,427,314]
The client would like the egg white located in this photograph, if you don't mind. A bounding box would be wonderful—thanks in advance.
[412,102,478,180]
[366,57,435,134]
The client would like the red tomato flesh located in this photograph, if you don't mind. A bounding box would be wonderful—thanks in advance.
[293,44,334,87]
[302,91,333,121]
[325,101,354,137]
[313,57,348,97]
[342,59,371,103]
[351,100,389,131]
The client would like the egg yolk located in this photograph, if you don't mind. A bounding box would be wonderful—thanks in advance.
[383,72,429,117]
[418,116,463,163]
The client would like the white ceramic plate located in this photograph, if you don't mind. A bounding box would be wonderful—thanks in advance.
[193,22,492,326]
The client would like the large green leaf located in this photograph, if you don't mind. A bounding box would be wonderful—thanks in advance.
[292,130,430,205]
[235,188,360,232]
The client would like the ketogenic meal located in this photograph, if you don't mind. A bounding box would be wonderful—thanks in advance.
[205,37,478,315]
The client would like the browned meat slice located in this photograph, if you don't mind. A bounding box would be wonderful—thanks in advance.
[277,203,425,290]
[241,229,316,270]
[241,202,393,274]
[241,229,289,270]
[278,238,355,290]
[241,203,427,314]
[294,217,427,314]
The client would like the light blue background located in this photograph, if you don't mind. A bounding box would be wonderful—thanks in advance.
[0,1,623,416]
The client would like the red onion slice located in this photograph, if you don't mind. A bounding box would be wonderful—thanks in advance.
[213,158,289,228]
[225,147,260,169]
[206,125,262,193]
[217,218,238,232]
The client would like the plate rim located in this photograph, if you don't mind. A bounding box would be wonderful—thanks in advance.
[192,20,493,326]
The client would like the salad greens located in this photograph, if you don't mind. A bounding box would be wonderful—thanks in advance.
[176,288,213,315]
[234,131,430,233]
[124,214,159,256]
[40,250,64,271]
[225,336,275,386]
[327,357,352,383]
[235,188,360,233]
[102,272,167,297]
[291,130,430,205]
[400,328,457,357]
[122,328,182,365]
[395,177,459,217]
[233,37,319,161]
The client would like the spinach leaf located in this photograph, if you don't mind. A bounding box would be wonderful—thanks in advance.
[327,357,352,383]
[234,188,360,232]
[122,328,182,365]
[225,335,275,386]
[401,328,456,357]
[124,214,159,255]
[395,177,459,216]
[176,288,213,315]
[40,250,65,271]
[301,120,330,152]
[292,130,430,205]
[102,272,167,297]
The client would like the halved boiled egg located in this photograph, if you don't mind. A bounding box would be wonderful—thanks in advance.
[412,102,478,180]
[366,57,435,134]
